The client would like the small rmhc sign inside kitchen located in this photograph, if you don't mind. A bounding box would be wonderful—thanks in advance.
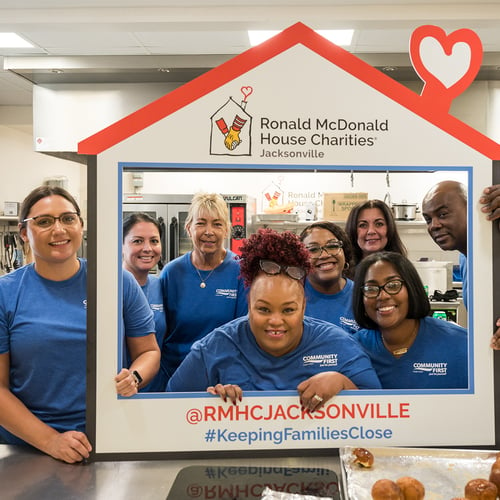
[79,22,499,457]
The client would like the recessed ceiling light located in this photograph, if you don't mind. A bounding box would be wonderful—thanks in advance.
[0,33,33,48]
[248,29,354,47]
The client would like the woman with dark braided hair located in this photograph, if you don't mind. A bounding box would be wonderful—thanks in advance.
[167,228,381,412]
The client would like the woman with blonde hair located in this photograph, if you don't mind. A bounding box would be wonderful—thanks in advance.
[159,192,247,385]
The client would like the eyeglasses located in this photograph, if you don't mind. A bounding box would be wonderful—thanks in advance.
[306,241,343,257]
[361,279,405,299]
[23,212,80,229]
[259,259,306,280]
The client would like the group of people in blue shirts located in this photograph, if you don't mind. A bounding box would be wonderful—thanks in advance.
[0,182,498,462]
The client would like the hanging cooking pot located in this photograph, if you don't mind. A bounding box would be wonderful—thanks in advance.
[392,202,418,221]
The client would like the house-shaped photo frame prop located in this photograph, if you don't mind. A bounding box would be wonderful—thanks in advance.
[79,22,500,460]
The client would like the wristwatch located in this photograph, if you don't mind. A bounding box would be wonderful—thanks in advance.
[132,370,143,387]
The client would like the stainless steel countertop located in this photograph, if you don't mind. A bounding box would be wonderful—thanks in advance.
[0,445,342,500]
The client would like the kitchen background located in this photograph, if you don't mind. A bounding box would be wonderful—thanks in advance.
[120,165,468,328]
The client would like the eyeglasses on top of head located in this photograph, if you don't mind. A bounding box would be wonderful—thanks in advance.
[259,259,306,280]
[306,240,343,257]
[361,278,405,299]
[23,212,80,229]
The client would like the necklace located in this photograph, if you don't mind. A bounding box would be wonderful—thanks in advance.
[193,251,226,288]
[195,267,217,288]
[382,321,419,357]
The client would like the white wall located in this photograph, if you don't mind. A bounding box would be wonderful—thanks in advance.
[0,106,86,217]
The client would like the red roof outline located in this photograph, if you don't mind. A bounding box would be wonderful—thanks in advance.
[78,21,500,159]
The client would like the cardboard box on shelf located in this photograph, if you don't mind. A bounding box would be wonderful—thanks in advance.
[323,192,368,221]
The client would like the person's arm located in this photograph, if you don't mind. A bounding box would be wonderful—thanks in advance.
[166,343,210,392]
[480,185,500,222]
[115,334,160,396]
[481,186,500,346]
[297,371,357,412]
[490,318,500,350]
[0,352,91,463]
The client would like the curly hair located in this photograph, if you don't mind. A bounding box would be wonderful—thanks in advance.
[239,228,312,287]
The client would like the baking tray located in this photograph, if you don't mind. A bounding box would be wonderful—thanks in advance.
[340,446,499,499]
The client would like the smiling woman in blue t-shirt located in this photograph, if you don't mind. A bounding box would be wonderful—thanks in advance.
[167,228,381,412]
[299,221,359,334]
[0,186,159,463]
[352,251,468,390]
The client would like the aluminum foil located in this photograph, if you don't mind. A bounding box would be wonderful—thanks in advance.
[340,446,499,499]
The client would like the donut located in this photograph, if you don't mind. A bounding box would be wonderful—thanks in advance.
[371,479,403,500]
[353,447,374,468]
[489,466,500,493]
[464,478,497,500]
[395,476,425,500]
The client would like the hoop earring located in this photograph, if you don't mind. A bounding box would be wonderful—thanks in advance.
[344,262,350,270]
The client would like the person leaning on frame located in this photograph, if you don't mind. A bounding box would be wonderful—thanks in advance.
[0,185,160,463]
[167,228,381,411]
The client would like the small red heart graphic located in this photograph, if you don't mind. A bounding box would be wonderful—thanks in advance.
[241,86,253,100]
[410,25,482,112]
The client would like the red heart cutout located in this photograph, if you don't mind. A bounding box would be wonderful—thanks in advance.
[410,25,482,112]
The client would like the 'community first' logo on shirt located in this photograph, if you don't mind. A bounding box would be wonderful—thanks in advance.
[412,362,448,376]
[215,288,238,299]
[302,354,338,367]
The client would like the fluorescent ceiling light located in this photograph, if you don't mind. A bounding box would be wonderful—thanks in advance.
[0,33,34,48]
[248,30,280,46]
[316,29,354,46]
[248,29,354,47]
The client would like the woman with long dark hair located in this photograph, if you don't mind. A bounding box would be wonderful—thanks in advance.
[345,199,407,276]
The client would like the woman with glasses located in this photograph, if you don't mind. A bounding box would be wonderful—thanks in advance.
[159,192,247,385]
[345,199,407,277]
[123,212,166,392]
[300,221,358,334]
[352,251,467,389]
[167,228,381,410]
[0,186,159,463]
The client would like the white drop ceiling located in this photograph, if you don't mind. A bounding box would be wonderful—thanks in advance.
[1,0,500,106]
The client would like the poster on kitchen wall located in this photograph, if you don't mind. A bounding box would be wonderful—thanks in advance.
[79,22,500,459]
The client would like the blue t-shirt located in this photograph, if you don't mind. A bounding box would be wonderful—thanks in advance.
[353,316,468,389]
[0,260,155,445]
[139,274,167,392]
[159,250,248,382]
[304,278,360,334]
[167,315,381,392]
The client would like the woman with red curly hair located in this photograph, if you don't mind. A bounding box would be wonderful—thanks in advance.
[167,228,381,411]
